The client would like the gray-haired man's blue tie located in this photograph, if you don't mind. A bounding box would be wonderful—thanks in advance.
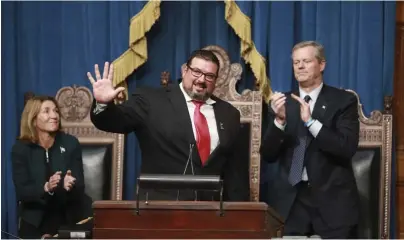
[288,95,311,186]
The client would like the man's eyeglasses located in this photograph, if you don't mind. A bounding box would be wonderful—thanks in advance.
[187,65,217,82]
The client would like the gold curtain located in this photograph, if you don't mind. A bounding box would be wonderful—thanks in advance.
[112,0,162,99]
[111,0,271,102]
[224,0,271,102]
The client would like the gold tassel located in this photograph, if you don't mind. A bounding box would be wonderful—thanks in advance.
[112,0,162,100]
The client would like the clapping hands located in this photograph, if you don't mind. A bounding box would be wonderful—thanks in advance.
[63,170,76,191]
[45,171,62,192]
[270,92,287,125]
[44,170,76,193]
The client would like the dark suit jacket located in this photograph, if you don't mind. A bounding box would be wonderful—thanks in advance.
[11,132,91,228]
[260,84,360,228]
[90,83,249,201]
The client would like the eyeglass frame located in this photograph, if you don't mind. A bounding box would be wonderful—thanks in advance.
[186,64,218,82]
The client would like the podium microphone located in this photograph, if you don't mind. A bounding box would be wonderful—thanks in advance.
[177,142,196,200]
[183,142,195,175]
[189,142,197,200]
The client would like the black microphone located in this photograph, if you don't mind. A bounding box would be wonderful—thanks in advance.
[189,141,196,175]
[182,142,195,175]
[188,142,197,200]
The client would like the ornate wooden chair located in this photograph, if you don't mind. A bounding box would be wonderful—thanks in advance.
[54,86,125,201]
[347,92,393,239]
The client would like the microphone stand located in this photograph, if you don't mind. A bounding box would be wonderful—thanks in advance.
[177,143,196,200]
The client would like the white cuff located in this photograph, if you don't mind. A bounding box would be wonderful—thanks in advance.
[308,120,323,138]
[93,102,108,115]
[44,182,54,196]
[274,119,286,131]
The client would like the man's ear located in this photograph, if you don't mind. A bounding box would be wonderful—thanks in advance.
[181,64,187,78]
[320,60,326,72]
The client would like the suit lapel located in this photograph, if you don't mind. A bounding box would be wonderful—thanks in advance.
[166,84,195,145]
[203,101,226,164]
[212,101,227,147]
[307,85,328,146]
[166,84,203,168]
[311,85,328,121]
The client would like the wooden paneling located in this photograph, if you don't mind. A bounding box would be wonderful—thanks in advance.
[397,152,404,185]
[398,187,404,238]
[395,12,404,150]
[92,201,283,239]
[396,1,404,237]
[397,2,404,23]
[394,24,404,154]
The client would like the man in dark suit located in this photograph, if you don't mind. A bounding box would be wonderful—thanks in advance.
[260,41,360,238]
[87,49,249,201]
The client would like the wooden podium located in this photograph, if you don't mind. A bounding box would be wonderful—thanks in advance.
[92,200,284,239]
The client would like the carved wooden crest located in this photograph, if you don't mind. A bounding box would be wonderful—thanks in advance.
[55,85,93,122]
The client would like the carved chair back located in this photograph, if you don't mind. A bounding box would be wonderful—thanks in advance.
[54,86,125,201]
[346,90,393,239]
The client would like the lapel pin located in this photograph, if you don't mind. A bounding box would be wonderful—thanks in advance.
[60,146,65,153]
[322,105,326,109]
[220,122,224,130]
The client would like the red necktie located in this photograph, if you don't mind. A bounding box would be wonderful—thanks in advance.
[192,101,211,165]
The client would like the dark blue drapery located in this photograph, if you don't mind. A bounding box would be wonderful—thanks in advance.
[2,1,396,237]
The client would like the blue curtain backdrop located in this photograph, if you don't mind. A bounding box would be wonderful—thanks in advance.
[2,1,396,238]
[235,1,396,111]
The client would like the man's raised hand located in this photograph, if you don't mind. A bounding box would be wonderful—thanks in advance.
[87,62,125,104]
[291,94,311,123]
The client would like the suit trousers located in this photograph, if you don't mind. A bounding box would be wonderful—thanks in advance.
[284,181,358,239]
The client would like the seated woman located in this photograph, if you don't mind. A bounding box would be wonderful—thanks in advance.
[11,95,92,239]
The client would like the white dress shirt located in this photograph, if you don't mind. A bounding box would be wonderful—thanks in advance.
[274,83,324,181]
[179,83,219,154]
[94,83,220,153]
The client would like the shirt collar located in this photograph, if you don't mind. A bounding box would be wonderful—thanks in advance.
[179,83,216,105]
[299,82,323,103]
